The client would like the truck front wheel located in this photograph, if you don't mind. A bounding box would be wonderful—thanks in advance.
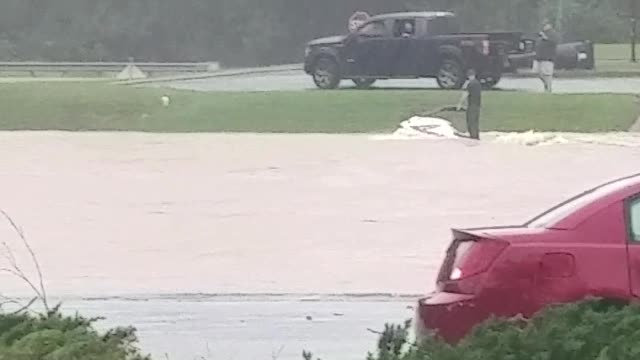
[436,58,465,90]
[312,57,341,90]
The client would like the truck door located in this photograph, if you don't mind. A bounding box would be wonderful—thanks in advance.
[422,16,459,75]
[423,17,454,75]
[343,19,393,77]
[388,18,422,77]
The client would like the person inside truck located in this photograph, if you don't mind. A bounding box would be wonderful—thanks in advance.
[401,22,414,38]
[394,20,415,38]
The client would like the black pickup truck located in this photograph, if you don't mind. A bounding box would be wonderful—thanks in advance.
[303,11,523,90]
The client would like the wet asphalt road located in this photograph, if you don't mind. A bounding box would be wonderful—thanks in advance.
[61,296,414,360]
[151,71,640,93]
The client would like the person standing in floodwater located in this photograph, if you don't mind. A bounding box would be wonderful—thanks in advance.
[457,69,482,140]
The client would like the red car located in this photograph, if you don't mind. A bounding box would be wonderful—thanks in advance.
[416,173,640,342]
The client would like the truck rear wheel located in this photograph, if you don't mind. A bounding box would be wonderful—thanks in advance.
[436,58,465,90]
[312,58,341,90]
[352,78,376,89]
[480,75,501,90]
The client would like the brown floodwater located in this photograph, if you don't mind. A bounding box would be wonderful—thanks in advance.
[0,132,638,298]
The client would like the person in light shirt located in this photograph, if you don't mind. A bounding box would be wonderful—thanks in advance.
[534,21,560,93]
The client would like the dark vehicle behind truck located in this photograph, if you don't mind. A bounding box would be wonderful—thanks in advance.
[303,12,523,90]
[506,39,595,72]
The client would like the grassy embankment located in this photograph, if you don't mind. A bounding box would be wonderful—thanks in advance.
[595,43,640,73]
[0,82,637,133]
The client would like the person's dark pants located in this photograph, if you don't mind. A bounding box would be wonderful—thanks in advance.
[466,104,480,140]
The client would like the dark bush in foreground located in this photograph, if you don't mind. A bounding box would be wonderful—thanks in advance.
[365,298,640,360]
[0,307,149,360]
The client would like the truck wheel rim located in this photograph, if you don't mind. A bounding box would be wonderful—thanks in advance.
[314,69,331,87]
[438,64,458,88]
[314,61,333,87]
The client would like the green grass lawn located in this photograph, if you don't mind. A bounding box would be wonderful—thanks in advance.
[0,83,637,133]
[596,44,637,61]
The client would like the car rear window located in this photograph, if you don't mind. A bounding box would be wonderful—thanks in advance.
[525,190,602,228]
[526,175,640,229]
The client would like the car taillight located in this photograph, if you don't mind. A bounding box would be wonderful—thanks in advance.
[450,239,508,280]
[437,238,508,294]
[482,40,490,55]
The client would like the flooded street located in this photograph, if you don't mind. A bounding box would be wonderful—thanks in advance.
[1,132,640,296]
[1,131,640,359]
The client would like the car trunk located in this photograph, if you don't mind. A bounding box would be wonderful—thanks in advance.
[436,228,511,293]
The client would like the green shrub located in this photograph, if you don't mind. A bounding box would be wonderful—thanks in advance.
[364,298,640,360]
[0,211,149,360]
[0,307,149,360]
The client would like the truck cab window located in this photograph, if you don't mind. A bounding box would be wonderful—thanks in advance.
[629,198,640,242]
[358,21,387,37]
[393,19,416,38]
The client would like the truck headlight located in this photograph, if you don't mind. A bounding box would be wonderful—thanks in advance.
[304,47,311,57]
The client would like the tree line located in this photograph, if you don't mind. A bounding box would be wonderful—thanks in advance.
[0,0,635,66]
